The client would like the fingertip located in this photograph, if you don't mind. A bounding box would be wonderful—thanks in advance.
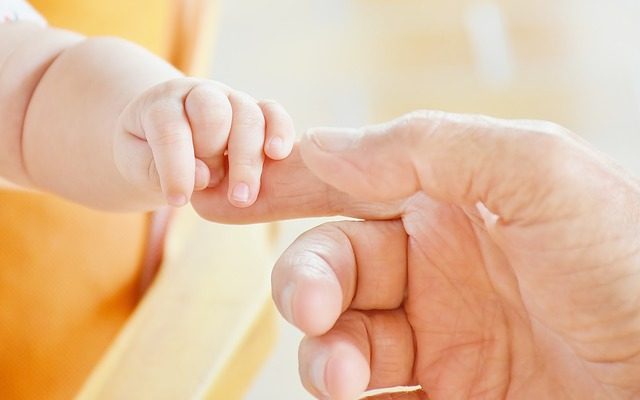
[278,283,296,324]
[227,92,266,208]
[194,159,210,191]
[302,338,370,400]
[167,193,188,207]
[265,136,289,160]
[325,348,370,400]
[228,181,256,208]
[260,99,296,160]
[294,277,343,336]
[274,264,342,335]
[161,178,194,207]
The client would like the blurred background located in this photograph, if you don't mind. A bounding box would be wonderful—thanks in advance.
[206,0,640,398]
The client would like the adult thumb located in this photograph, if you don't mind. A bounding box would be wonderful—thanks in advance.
[300,110,582,221]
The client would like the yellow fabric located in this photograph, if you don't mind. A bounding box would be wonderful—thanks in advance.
[0,1,174,398]
[0,193,148,399]
[30,0,174,59]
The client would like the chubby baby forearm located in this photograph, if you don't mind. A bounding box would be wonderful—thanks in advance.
[0,22,81,189]
[0,23,182,208]
[20,29,182,209]
[0,22,295,212]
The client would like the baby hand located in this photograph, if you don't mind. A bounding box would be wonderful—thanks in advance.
[114,78,294,208]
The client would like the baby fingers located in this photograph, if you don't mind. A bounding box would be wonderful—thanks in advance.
[117,78,294,209]
[186,85,295,208]
[260,99,295,160]
[185,83,232,189]
[141,92,197,206]
[226,91,267,207]
[118,78,206,207]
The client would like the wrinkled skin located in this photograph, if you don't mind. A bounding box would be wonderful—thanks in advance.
[192,111,640,400]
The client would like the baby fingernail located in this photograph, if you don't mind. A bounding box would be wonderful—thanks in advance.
[280,284,296,323]
[268,137,284,155]
[306,127,361,152]
[310,351,330,397]
[168,194,187,207]
[231,182,251,204]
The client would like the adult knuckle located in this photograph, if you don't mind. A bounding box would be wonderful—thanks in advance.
[392,109,451,148]
[522,124,579,182]
[404,109,447,129]
[522,119,573,140]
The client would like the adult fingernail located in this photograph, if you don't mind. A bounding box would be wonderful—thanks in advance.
[310,351,330,397]
[168,194,188,207]
[231,182,251,204]
[306,127,361,152]
[268,136,284,156]
[279,284,296,324]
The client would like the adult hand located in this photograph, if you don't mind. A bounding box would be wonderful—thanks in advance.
[193,111,640,399]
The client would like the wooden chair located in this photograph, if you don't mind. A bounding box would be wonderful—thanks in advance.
[77,212,279,399]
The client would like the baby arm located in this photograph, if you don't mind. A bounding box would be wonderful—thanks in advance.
[0,14,294,210]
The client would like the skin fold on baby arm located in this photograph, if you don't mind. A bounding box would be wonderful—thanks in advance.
[0,14,294,211]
